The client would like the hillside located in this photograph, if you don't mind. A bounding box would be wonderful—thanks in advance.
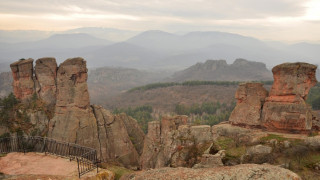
[0,72,12,98]
[168,59,272,82]
[88,67,169,105]
[104,84,243,112]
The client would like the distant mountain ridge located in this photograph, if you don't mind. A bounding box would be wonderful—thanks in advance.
[168,59,273,82]
[0,29,320,71]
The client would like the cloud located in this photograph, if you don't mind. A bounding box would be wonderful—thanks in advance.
[0,0,319,42]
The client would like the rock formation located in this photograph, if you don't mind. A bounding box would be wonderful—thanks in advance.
[229,62,318,132]
[34,57,57,108]
[169,59,273,82]
[262,63,317,131]
[229,83,268,126]
[10,58,35,101]
[91,105,142,169]
[9,57,145,169]
[140,116,213,169]
[121,164,301,180]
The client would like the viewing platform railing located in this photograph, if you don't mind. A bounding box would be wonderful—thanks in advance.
[0,136,99,178]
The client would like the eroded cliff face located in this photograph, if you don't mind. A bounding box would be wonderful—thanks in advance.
[34,58,57,108]
[140,116,213,169]
[9,57,145,169]
[10,59,35,101]
[91,105,143,169]
[229,62,318,132]
[229,83,268,126]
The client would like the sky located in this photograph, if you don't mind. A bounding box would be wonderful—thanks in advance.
[0,0,320,42]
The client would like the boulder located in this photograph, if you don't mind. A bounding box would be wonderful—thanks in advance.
[121,164,301,180]
[140,116,212,169]
[262,62,317,132]
[193,150,225,169]
[34,57,57,108]
[305,136,320,148]
[229,83,268,126]
[10,59,35,101]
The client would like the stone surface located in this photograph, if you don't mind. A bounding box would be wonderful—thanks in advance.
[193,150,225,169]
[261,62,317,132]
[140,116,212,169]
[246,144,272,155]
[48,58,97,149]
[269,63,317,99]
[305,136,320,148]
[34,57,57,108]
[229,83,268,126]
[10,59,35,101]
[121,164,301,180]
[92,105,141,169]
[212,123,268,144]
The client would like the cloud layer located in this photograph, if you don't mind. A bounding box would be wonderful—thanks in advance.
[0,0,319,42]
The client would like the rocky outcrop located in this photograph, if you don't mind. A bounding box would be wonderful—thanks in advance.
[10,59,35,101]
[9,57,145,169]
[192,150,225,169]
[262,63,317,132]
[48,58,98,149]
[34,58,57,108]
[91,105,142,169]
[140,116,213,169]
[229,62,318,132]
[229,83,268,126]
[121,164,301,180]
[169,59,272,82]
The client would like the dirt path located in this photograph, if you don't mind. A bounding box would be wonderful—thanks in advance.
[0,152,78,176]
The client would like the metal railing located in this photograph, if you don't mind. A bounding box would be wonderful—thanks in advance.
[0,136,99,178]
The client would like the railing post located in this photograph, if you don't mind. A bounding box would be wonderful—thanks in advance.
[77,157,81,178]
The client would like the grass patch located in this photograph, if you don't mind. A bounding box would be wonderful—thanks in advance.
[226,146,246,158]
[260,134,287,142]
[0,153,7,157]
[215,137,234,150]
[99,163,133,180]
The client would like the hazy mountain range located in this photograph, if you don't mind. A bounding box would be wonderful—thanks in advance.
[0,28,319,72]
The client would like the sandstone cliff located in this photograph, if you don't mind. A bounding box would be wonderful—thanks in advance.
[262,63,317,132]
[9,58,145,169]
[229,62,318,132]
[229,83,268,126]
[10,58,35,101]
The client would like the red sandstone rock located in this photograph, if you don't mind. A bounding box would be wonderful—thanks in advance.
[262,62,317,132]
[10,59,35,100]
[229,83,268,126]
[269,62,317,100]
[34,57,57,107]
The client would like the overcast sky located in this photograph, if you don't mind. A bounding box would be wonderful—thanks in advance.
[0,0,319,42]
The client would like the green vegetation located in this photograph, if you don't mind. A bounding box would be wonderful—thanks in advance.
[114,105,153,133]
[0,93,20,128]
[128,80,273,92]
[260,134,288,142]
[99,163,133,180]
[175,101,236,126]
[307,82,320,110]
